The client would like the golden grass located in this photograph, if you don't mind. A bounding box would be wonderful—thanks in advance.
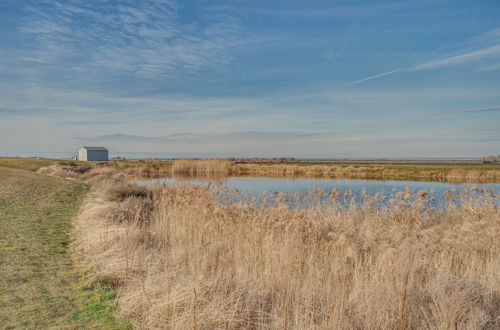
[234,164,500,182]
[67,166,500,329]
[0,157,61,172]
[172,158,231,176]
[38,161,172,180]
[446,168,500,182]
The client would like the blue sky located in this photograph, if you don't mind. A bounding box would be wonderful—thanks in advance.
[1,0,499,158]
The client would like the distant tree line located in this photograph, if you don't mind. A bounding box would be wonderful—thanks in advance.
[483,155,500,163]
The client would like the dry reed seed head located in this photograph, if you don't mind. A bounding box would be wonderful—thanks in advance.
[444,191,454,201]
[417,190,428,198]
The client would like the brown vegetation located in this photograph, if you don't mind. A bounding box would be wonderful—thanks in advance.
[58,163,500,329]
[172,158,231,176]
[446,168,500,182]
[37,158,500,183]
[38,161,171,179]
[234,164,500,182]
[169,159,500,182]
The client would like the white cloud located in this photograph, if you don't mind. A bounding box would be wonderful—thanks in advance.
[19,0,242,78]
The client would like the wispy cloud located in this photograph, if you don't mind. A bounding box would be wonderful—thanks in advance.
[246,1,433,19]
[80,131,332,144]
[431,106,500,116]
[19,0,242,78]
[76,131,342,156]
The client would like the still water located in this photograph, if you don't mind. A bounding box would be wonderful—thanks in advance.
[140,176,500,205]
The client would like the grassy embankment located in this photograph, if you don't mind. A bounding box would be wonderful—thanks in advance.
[0,157,62,172]
[43,162,500,329]
[0,159,129,329]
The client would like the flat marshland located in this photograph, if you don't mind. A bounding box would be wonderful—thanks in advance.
[83,157,500,182]
[41,160,500,329]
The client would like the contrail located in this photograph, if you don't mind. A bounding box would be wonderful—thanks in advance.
[409,44,500,71]
[335,69,401,89]
[334,42,500,89]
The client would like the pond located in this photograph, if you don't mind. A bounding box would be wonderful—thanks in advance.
[139,176,500,206]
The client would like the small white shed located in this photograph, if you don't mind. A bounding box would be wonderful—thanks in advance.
[78,146,109,161]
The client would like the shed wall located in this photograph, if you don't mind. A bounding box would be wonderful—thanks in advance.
[86,150,108,161]
[78,149,87,161]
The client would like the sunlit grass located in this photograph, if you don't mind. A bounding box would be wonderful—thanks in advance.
[0,157,61,172]
[0,166,130,329]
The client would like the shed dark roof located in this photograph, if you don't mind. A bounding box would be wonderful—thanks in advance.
[81,146,108,151]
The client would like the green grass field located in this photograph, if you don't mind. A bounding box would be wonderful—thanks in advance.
[0,164,129,329]
[0,157,62,172]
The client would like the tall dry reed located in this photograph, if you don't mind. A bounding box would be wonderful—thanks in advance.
[38,159,500,182]
[72,169,499,329]
[235,164,500,182]
[172,158,231,176]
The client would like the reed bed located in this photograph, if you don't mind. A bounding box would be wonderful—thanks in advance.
[446,168,500,182]
[70,166,499,329]
[38,159,500,183]
[234,164,500,182]
[172,158,231,176]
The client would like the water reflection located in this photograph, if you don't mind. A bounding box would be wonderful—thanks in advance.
[171,173,228,185]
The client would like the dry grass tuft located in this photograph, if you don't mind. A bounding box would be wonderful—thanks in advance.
[103,182,152,202]
[38,163,91,178]
[72,174,500,329]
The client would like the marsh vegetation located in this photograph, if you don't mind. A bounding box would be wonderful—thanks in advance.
[36,157,500,182]
[40,161,500,329]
